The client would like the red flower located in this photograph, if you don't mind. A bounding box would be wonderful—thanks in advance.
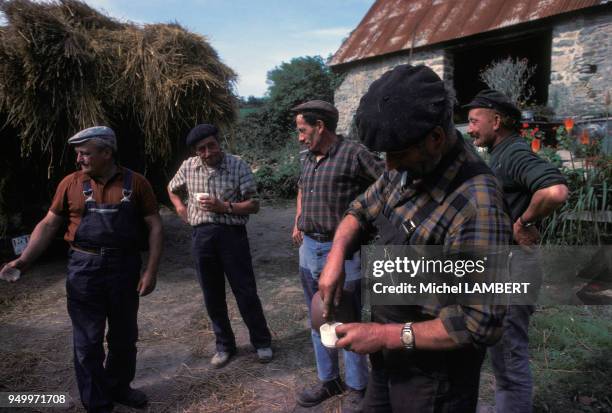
[564,118,574,132]
[522,122,529,129]
[580,130,590,145]
[531,138,541,152]
[533,127,539,133]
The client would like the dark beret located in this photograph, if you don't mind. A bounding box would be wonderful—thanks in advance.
[355,65,447,152]
[291,100,339,122]
[463,89,521,119]
[186,124,219,147]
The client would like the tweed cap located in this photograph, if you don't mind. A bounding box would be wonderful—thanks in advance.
[67,126,117,151]
[291,100,339,122]
[463,89,521,119]
[186,124,219,147]
[355,65,447,152]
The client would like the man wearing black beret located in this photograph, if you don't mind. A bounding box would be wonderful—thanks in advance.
[317,65,513,411]
[466,90,568,413]
[167,124,273,368]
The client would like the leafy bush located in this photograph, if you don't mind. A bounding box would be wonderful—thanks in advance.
[253,140,301,198]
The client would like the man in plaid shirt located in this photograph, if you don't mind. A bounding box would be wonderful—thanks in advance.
[168,124,272,369]
[318,65,512,412]
[291,100,384,411]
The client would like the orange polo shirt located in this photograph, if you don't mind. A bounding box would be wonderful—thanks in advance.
[49,167,159,242]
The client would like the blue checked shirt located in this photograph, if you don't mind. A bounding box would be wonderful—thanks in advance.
[168,153,258,226]
[348,138,512,347]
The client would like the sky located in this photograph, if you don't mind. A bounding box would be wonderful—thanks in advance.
[80,0,375,97]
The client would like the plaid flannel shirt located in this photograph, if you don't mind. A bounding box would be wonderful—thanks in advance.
[168,153,258,226]
[298,136,384,234]
[348,138,512,347]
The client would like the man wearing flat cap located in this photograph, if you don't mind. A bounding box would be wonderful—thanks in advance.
[466,89,568,413]
[317,65,513,411]
[1,126,163,412]
[291,100,383,410]
[167,124,272,368]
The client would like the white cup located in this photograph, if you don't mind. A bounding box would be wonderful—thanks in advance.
[194,192,210,201]
[0,267,20,282]
[320,322,343,348]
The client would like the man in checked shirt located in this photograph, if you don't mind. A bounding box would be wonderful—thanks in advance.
[291,100,384,411]
[168,124,272,368]
[318,65,513,412]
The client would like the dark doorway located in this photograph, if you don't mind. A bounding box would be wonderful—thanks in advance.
[453,29,552,121]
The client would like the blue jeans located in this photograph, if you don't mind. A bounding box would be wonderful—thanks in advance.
[489,305,534,413]
[299,235,369,391]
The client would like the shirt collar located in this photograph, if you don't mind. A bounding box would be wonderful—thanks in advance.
[196,153,227,172]
[415,133,466,204]
[79,165,123,183]
[305,135,344,163]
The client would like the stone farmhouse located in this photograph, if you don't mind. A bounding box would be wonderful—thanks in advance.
[330,0,612,135]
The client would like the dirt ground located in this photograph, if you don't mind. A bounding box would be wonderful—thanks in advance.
[1,203,608,413]
[0,202,355,413]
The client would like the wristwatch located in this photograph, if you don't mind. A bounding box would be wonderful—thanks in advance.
[519,216,536,228]
[400,322,415,350]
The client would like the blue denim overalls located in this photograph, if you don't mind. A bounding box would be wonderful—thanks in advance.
[66,169,144,412]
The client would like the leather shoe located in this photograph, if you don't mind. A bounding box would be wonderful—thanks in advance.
[211,350,235,368]
[341,387,365,413]
[112,386,147,408]
[296,378,344,407]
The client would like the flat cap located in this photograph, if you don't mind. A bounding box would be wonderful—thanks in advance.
[291,100,339,122]
[355,65,447,152]
[463,89,521,119]
[67,126,117,151]
[186,124,219,147]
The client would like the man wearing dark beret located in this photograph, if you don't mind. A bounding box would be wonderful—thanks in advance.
[317,65,513,412]
[466,89,568,413]
[2,126,162,412]
[167,124,272,368]
[291,100,384,410]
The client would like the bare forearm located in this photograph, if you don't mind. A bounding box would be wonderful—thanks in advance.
[295,189,302,226]
[329,214,362,261]
[167,188,186,211]
[521,184,569,222]
[230,199,259,215]
[19,213,63,268]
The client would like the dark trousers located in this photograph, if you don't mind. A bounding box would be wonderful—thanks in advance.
[191,224,271,352]
[66,249,141,413]
[489,305,534,413]
[363,347,485,412]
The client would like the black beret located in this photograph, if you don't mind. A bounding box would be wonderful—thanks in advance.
[355,65,447,152]
[186,124,219,146]
[291,100,339,122]
[463,89,521,119]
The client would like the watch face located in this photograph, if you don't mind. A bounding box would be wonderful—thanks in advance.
[402,325,414,348]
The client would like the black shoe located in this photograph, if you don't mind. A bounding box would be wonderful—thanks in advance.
[296,378,344,407]
[341,387,365,413]
[112,387,148,409]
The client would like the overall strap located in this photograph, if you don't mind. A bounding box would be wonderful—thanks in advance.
[121,168,134,203]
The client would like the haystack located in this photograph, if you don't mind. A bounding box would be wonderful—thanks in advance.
[0,0,237,239]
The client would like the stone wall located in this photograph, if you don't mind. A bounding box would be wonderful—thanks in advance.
[549,9,612,117]
[333,49,453,136]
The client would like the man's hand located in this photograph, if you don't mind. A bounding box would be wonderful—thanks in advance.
[513,220,540,246]
[137,270,157,296]
[0,259,26,282]
[335,322,401,354]
[200,196,227,214]
[292,225,303,245]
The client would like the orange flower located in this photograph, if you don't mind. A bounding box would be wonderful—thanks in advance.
[580,130,590,145]
[531,138,541,152]
[564,118,574,131]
